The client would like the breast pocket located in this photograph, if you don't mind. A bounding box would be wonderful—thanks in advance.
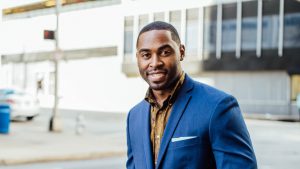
[169,136,207,150]
[166,136,211,169]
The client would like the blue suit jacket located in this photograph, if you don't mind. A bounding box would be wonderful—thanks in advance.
[126,75,257,169]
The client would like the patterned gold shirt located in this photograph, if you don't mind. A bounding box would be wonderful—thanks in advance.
[144,72,185,166]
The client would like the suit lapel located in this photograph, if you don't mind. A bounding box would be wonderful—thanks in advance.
[156,75,194,168]
[141,101,154,169]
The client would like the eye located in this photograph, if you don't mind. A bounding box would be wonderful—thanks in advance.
[160,49,172,56]
[140,52,151,59]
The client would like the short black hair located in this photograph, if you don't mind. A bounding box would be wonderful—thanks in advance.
[136,21,181,47]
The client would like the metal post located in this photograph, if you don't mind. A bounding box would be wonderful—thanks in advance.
[21,52,28,90]
[132,15,138,62]
[278,0,284,57]
[165,11,170,23]
[198,7,204,60]
[256,0,262,57]
[0,2,3,86]
[49,0,63,132]
[236,0,242,58]
[149,12,154,23]
[216,1,222,59]
[181,8,186,46]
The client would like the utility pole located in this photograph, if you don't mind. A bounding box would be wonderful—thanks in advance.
[0,2,3,86]
[49,0,63,132]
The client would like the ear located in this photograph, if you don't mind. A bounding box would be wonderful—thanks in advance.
[179,44,185,61]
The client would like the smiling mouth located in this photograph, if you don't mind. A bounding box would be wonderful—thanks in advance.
[147,71,167,82]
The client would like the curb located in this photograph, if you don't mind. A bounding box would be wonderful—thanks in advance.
[0,150,126,166]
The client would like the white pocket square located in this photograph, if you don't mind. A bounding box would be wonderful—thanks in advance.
[171,136,197,142]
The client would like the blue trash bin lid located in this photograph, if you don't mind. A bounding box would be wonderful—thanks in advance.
[0,104,10,109]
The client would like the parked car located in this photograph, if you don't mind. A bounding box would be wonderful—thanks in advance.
[0,88,40,121]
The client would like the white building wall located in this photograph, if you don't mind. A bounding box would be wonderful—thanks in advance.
[1,3,140,113]
[1,15,56,54]
[1,5,122,54]
[1,57,149,113]
[59,5,122,50]
[193,71,290,115]
[58,56,147,113]
[1,0,296,117]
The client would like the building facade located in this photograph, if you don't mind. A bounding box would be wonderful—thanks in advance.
[1,0,300,119]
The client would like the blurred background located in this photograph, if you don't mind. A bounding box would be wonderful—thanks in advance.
[0,0,300,169]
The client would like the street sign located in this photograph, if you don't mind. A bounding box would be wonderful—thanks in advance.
[44,30,55,40]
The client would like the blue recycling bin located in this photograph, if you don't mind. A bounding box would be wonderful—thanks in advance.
[0,104,10,134]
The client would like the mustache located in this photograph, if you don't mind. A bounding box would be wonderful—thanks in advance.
[146,69,167,75]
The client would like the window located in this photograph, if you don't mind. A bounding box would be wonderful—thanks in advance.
[284,13,300,48]
[36,73,45,94]
[139,14,148,31]
[261,0,279,50]
[169,10,181,36]
[284,0,300,49]
[186,8,199,57]
[203,6,217,58]
[124,16,134,61]
[222,3,237,53]
[154,12,165,22]
[241,0,257,52]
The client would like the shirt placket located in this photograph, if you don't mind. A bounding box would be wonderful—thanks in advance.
[153,104,172,166]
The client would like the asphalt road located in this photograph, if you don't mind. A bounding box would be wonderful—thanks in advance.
[246,119,300,169]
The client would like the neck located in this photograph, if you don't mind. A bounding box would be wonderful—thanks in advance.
[151,72,183,106]
[152,89,171,107]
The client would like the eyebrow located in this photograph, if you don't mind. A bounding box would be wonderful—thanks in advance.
[137,44,172,54]
[137,49,151,54]
[157,44,172,51]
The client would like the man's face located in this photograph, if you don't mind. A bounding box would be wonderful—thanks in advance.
[136,30,185,91]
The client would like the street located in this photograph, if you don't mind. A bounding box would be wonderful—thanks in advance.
[247,119,300,169]
[0,157,126,169]
[0,109,300,169]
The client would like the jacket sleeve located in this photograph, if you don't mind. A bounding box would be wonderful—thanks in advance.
[126,111,135,169]
[209,96,257,169]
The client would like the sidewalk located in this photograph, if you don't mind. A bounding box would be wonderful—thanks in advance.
[2,110,300,168]
[0,110,127,166]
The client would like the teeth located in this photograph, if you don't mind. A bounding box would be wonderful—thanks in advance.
[151,73,163,77]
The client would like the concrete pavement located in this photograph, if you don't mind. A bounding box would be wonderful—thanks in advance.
[0,109,127,166]
[1,109,300,168]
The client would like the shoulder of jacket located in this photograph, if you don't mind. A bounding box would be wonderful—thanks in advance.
[128,100,148,115]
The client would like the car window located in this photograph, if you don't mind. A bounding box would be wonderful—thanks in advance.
[0,89,15,96]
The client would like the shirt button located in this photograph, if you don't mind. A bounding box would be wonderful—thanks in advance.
[156,135,160,139]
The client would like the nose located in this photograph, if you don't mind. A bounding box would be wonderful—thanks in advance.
[149,55,163,68]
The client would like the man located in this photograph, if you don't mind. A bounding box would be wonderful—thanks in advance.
[126,21,257,169]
